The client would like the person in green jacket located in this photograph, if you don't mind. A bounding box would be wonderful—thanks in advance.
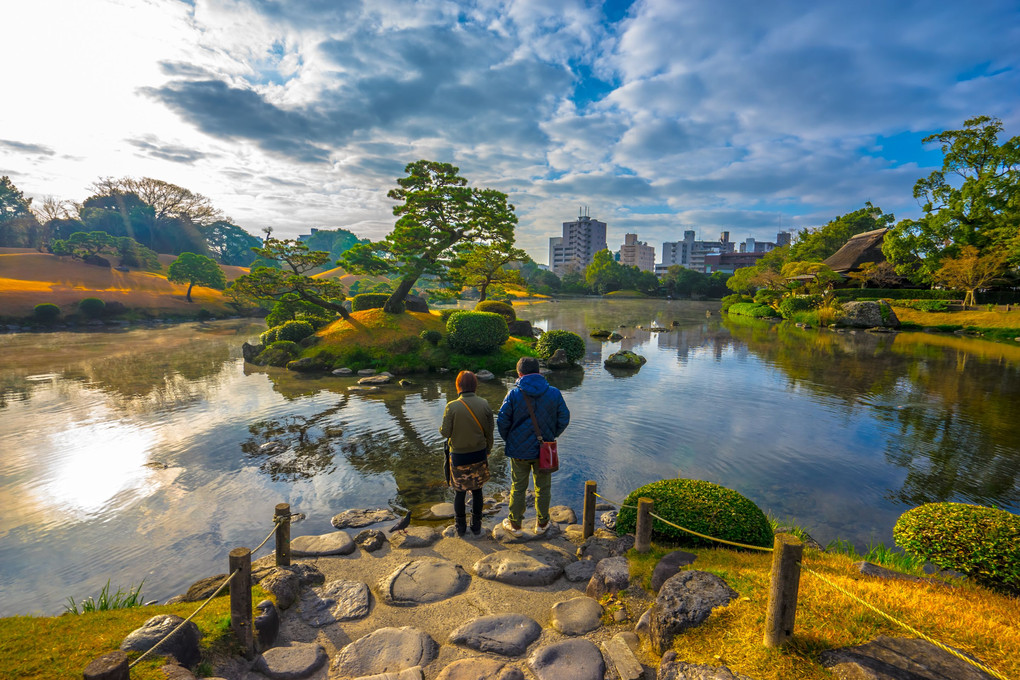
[440,371,494,536]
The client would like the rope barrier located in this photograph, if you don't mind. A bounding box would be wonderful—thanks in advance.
[252,522,281,556]
[128,569,239,670]
[801,564,1011,680]
[591,491,638,510]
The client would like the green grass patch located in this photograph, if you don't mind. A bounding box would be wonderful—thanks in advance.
[727,302,781,319]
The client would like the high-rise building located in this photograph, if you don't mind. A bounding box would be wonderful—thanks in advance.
[620,233,655,272]
[656,230,734,274]
[548,209,608,276]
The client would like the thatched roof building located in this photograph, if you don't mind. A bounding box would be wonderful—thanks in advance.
[823,228,889,273]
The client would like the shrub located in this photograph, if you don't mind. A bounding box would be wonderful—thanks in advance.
[616,478,773,548]
[276,320,315,342]
[720,294,751,312]
[33,303,61,321]
[727,302,781,319]
[894,300,950,312]
[777,295,822,319]
[255,341,301,367]
[834,288,961,301]
[753,289,783,307]
[536,329,585,363]
[446,311,509,354]
[894,503,1020,593]
[78,297,106,318]
[420,329,442,345]
[352,293,392,312]
[475,300,516,323]
[260,326,280,345]
[440,308,460,323]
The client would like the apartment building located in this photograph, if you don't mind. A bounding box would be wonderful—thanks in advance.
[619,233,656,272]
[549,210,608,276]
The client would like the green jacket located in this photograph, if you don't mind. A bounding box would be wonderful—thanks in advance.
[440,392,494,454]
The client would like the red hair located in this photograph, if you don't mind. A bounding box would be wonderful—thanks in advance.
[456,370,478,393]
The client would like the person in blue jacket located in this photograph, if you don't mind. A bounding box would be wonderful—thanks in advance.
[496,356,570,537]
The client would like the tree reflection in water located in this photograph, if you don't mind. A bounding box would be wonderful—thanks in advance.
[241,401,346,481]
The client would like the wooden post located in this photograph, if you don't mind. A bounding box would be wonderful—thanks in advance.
[635,497,653,553]
[84,651,129,680]
[763,533,803,648]
[275,503,291,567]
[582,480,597,539]
[229,547,255,659]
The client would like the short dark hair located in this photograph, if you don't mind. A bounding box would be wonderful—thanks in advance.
[517,357,540,375]
[455,370,477,393]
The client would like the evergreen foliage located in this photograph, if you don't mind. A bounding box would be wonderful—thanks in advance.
[77,297,106,317]
[33,303,61,321]
[276,320,315,342]
[535,329,585,363]
[474,300,516,322]
[445,311,509,354]
[352,293,391,312]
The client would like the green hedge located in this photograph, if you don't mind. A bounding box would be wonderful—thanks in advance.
[777,295,822,318]
[474,300,516,322]
[721,294,751,312]
[419,329,442,345]
[276,320,315,342]
[616,478,773,548]
[260,326,280,345]
[255,341,301,367]
[892,299,950,312]
[727,302,781,319]
[446,311,509,354]
[352,293,390,312]
[834,288,961,301]
[78,297,106,317]
[33,303,61,321]
[536,329,585,363]
[894,503,1020,593]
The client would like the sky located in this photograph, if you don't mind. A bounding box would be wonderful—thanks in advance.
[2,0,1019,264]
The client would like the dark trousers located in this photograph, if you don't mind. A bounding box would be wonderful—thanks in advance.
[454,488,484,534]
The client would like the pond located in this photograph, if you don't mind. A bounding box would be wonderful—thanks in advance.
[1,300,1018,616]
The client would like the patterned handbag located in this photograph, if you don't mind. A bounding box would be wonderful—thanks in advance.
[447,399,490,491]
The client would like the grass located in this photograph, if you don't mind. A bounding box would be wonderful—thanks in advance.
[65,580,146,615]
[624,543,1020,680]
[0,586,269,680]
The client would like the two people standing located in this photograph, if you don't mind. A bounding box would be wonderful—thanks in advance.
[440,357,570,538]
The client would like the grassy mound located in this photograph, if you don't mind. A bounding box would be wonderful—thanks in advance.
[616,478,772,548]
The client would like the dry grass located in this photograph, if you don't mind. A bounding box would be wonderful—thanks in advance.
[317,308,445,346]
[895,306,1020,329]
[627,545,1020,680]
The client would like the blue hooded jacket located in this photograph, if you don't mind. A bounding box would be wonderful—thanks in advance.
[497,372,570,459]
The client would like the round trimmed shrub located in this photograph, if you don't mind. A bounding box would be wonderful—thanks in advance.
[255,340,301,367]
[352,293,390,312]
[616,478,772,548]
[78,297,106,318]
[260,326,281,346]
[420,329,442,345]
[276,320,315,343]
[33,303,61,321]
[446,311,509,354]
[474,300,516,323]
[727,302,781,319]
[439,308,460,323]
[720,294,751,312]
[777,294,822,318]
[894,503,1020,593]
[536,329,585,363]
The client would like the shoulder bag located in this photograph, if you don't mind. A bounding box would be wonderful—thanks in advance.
[446,398,491,491]
[522,394,559,473]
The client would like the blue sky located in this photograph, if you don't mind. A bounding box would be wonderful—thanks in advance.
[1,0,1018,263]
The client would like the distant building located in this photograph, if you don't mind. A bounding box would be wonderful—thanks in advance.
[776,231,792,247]
[620,233,655,272]
[656,230,734,274]
[822,228,890,274]
[549,209,608,276]
[703,251,768,274]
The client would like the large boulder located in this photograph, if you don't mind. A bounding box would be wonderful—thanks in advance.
[650,571,738,655]
[585,556,630,599]
[507,319,535,337]
[657,651,755,680]
[120,615,201,667]
[820,635,996,680]
[604,350,647,369]
[838,300,900,328]
[242,341,264,363]
[405,295,430,313]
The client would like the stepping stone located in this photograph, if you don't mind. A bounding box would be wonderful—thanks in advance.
[585,556,630,599]
[437,658,524,680]
[548,505,576,524]
[332,508,396,529]
[820,635,997,680]
[354,529,387,552]
[473,551,563,586]
[354,668,423,680]
[330,627,438,679]
[577,533,634,562]
[658,651,753,680]
[254,643,327,680]
[291,531,355,557]
[357,369,377,376]
[332,367,353,375]
[427,502,456,519]
[651,550,697,592]
[358,374,392,385]
[448,613,542,656]
[475,370,496,381]
[528,639,605,680]
[348,385,381,392]
[601,634,643,680]
[299,579,370,626]
[550,597,603,635]
[492,521,561,543]
[564,560,597,582]
[380,558,471,606]
[390,526,440,549]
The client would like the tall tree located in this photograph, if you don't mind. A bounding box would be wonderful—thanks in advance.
[0,176,32,221]
[167,252,227,302]
[458,240,528,301]
[50,231,117,260]
[931,245,1007,308]
[199,220,263,266]
[584,249,623,294]
[884,116,1020,283]
[788,202,894,262]
[340,160,518,313]
[230,239,350,319]
[91,176,221,224]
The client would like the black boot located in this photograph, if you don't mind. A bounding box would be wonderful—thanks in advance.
[455,514,467,537]
[470,515,482,535]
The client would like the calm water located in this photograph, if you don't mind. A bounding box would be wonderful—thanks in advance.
[1,300,1018,616]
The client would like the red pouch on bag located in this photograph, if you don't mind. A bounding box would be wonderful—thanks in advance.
[539,440,559,472]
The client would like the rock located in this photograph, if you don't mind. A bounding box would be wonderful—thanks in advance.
[399,379,416,387]
[158,663,196,680]
[854,561,946,586]
[820,635,995,680]
[448,613,542,656]
[590,329,611,338]
[839,300,900,328]
[604,350,647,369]
[349,385,381,393]
[380,558,471,606]
[650,571,738,655]
[390,526,440,549]
[427,502,456,519]
[549,596,603,635]
[601,634,644,680]
[255,643,327,680]
[405,294,430,312]
[549,505,577,524]
[330,627,438,679]
[332,508,397,529]
[507,320,534,338]
[354,529,387,552]
[260,441,286,455]
[596,503,614,511]
[332,367,354,375]
[357,368,377,376]
[291,531,356,557]
[527,639,605,680]
[492,520,561,543]
[577,533,634,562]
[546,348,571,369]
[473,550,563,586]
[259,569,302,609]
[354,669,423,680]
[564,559,597,582]
[608,331,623,341]
[651,550,698,592]
[585,556,630,599]
[287,357,322,372]
[242,341,264,362]
[635,608,651,637]
[600,510,617,530]
[84,651,129,680]
[657,651,754,680]
[120,615,201,667]
[359,374,392,385]
[299,579,370,626]
[254,600,280,652]
[475,369,496,381]
[437,658,524,680]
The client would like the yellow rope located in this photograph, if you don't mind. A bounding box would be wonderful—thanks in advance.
[591,491,638,510]
[128,569,239,669]
[252,521,283,555]
[801,564,1012,680]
